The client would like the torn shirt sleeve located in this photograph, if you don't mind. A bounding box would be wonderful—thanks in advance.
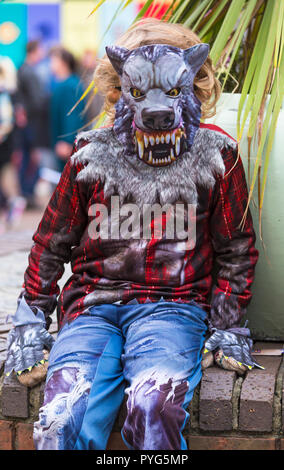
[209,144,259,330]
[16,148,88,328]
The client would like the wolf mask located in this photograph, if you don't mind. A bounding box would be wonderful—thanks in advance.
[106,43,209,167]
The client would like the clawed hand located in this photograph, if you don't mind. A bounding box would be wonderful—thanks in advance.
[201,328,264,375]
[5,323,55,387]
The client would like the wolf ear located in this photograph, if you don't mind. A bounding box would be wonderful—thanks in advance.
[183,43,210,76]
[105,46,131,76]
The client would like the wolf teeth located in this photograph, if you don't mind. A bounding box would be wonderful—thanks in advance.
[175,136,180,155]
[136,127,184,165]
[147,154,174,166]
[138,140,144,159]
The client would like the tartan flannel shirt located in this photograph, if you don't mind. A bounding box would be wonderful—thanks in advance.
[17,123,259,331]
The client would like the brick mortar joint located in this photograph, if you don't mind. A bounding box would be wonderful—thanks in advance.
[232,374,243,430]
[272,355,284,433]
[188,429,284,438]
[188,382,200,430]
[11,420,17,451]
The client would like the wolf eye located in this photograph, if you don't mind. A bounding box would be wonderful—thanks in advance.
[130,88,143,98]
[166,88,181,97]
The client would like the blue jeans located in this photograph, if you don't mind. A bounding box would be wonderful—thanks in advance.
[33,300,207,450]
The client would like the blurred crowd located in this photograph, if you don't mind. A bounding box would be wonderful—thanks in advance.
[0,40,103,232]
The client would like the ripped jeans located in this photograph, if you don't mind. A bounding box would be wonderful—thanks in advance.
[33,300,207,450]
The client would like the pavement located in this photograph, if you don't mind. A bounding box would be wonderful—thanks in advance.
[0,205,71,363]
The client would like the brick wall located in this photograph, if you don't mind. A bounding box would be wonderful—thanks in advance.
[0,346,284,450]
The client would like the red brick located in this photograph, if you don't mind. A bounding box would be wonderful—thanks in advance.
[1,373,29,418]
[239,356,281,432]
[199,366,236,431]
[188,435,276,450]
[0,420,13,450]
[15,422,35,450]
[106,432,128,450]
[280,439,284,450]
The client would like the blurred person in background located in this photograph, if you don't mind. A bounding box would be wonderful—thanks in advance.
[0,57,15,211]
[14,40,50,209]
[0,56,23,230]
[79,49,103,124]
[49,46,87,172]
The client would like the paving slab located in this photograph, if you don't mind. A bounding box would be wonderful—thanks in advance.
[0,231,34,256]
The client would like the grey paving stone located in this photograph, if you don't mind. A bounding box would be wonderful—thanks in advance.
[0,250,70,359]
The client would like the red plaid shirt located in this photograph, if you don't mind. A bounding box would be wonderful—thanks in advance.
[19,123,258,330]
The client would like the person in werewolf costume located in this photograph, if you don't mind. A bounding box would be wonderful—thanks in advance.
[5,19,261,450]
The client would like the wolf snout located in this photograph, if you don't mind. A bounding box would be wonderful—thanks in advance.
[141,108,175,131]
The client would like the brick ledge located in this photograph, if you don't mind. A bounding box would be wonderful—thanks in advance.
[0,343,283,450]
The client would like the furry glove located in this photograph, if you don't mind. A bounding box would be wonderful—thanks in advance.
[5,323,55,386]
[201,327,264,375]
[4,296,55,387]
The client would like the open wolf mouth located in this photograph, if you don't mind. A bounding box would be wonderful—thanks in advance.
[133,125,187,167]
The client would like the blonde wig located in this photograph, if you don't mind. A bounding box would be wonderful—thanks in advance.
[94,18,221,124]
